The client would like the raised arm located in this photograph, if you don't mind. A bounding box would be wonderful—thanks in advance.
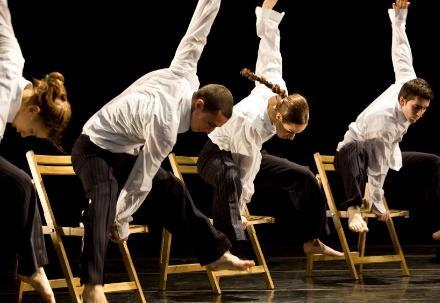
[169,0,221,77]
[0,0,25,141]
[389,0,416,83]
[254,0,285,84]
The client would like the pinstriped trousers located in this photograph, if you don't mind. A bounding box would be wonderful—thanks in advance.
[198,139,326,243]
[72,135,231,285]
[0,155,48,277]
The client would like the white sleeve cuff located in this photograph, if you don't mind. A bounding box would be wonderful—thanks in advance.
[388,8,407,24]
[256,6,285,24]
[116,220,130,240]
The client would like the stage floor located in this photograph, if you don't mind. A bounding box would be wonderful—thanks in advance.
[2,246,440,303]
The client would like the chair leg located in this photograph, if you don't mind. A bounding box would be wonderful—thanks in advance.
[17,280,25,303]
[159,229,172,291]
[306,254,314,277]
[247,225,274,289]
[207,271,221,294]
[386,217,410,276]
[50,233,82,303]
[119,241,147,303]
[357,218,368,274]
[332,216,359,279]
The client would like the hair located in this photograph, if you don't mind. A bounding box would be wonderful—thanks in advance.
[241,68,309,125]
[27,72,71,145]
[398,78,434,101]
[192,84,234,118]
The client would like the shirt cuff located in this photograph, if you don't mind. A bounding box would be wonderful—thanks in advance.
[256,6,285,24]
[388,8,407,24]
[115,220,130,240]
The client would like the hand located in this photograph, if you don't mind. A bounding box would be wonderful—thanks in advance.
[393,0,410,10]
[262,0,278,10]
[371,206,391,222]
[109,224,128,243]
[241,215,249,229]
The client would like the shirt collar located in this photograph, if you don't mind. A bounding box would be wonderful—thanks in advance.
[178,93,192,134]
[7,77,32,123]
[395,99,411,130]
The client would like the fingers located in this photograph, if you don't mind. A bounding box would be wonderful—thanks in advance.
[262,0,278,10]
[394,0,411,10]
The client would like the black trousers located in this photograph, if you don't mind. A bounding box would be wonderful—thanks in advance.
[335,141,440,231]
[71,135,231,285]
[0,155,48,277]
[198,139,326,242]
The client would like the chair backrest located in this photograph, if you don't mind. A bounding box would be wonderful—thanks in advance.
[26,151,84,236]
[168,153,198,183]
[26,151,75,228]
[313,153,340,215]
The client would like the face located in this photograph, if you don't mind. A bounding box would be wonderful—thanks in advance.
[274,112,308,140]
[12,105,50,138]
[190,99,229,133]
[399,96,430,124]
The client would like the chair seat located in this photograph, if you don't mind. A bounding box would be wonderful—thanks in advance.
[244,214,275,225]
[326,209,409,219]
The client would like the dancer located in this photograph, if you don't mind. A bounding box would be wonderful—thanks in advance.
[197,0,343,257]
[71,0,254,302]
[335,0,438,235]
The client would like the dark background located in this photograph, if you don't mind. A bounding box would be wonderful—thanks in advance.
[2,0,439,256]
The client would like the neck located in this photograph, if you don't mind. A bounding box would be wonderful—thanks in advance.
[267,97,278,124]
[21,85,33,105]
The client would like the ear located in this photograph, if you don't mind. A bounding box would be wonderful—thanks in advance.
[28,105,41,114]
[399,96,406,107]
[275,112,283,122]
[194,98,205,110]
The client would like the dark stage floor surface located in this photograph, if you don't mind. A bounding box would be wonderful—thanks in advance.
[2,245,440,303]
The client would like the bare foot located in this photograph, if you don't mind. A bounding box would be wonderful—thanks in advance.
[303,239,344,257]
[18,267,55,303]
[433,230,440,241]
[82,284,108,303]
[206,251,255,271]
[347,206,369,233]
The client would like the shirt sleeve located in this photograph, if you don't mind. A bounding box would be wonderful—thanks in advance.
[364,128,397,214]
[0,0,25,142]
[169,0,221,78]
[254,6,285,86]
[229,120,264,213]
[388,8,416,84]
[114,109,178,239]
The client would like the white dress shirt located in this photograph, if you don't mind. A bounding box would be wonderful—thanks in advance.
[0,0,31,143]
[336,9,414,213]
[82,0,221,239]
[208,7,285,212]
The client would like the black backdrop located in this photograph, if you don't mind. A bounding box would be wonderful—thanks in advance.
[2,0,439,253]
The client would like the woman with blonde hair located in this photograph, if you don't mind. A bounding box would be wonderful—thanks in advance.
[1,0,71,301]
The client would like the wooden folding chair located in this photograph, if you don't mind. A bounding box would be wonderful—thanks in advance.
[159,153,275,294]
[19,151,149,303]
[306,152,410,279]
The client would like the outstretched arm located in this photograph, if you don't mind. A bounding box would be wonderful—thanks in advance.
[169,0,221,77]
[389,0,416,83]
[0,0,25,142]
[254,0,285,86]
